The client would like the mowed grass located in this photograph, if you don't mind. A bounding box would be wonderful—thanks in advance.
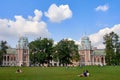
[0,66,120,80]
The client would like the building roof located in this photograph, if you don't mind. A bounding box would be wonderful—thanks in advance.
[79,36,92,50]
[93,49,106,56]
[17,36,29,49]
[81,36,89,40]
[6,48,16,54]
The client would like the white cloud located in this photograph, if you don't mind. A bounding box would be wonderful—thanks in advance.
[0,9,50,47]
[89,24,120,49]
[95,4,109,12]
[28,9,43,21]
[44,4,72,23]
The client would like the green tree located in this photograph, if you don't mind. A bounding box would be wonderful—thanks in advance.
[29,38,54,66]
[40,38,54,66]
[54,39,79,66]
[0,41,8,65]
[103,32,119,65]
[115,42,120,65]
[29,40,39,65]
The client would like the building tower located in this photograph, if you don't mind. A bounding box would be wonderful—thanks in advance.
[16,36,29,66]
[79,36,93,65]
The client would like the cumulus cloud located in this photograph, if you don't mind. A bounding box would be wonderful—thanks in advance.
[95,4,109,12]
[0,9,50,47]
[28,9,43,21]
[63,38,81,46]
[44,4,72,23]
[89,24,120,49]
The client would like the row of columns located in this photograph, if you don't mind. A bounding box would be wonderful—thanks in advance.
[3,55,16,62]
[80,55,106,65]
[3,55,17,66]
[91,55,106,65]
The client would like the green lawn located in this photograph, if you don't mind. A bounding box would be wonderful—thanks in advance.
[0,66,120,80]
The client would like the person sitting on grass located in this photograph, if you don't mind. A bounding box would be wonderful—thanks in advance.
[78,70,90,77]
[16,69,22,73]
[86,70,89,77]
[78,70,85,77]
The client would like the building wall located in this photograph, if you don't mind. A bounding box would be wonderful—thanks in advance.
[3,54,17,66]
[2,36,105,66]
[2,36,29,66]
[78,36,106,66]
[79,50,106,66]
[16,49,29,66]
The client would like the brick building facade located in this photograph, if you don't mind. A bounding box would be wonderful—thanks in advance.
[2,36,29,66]
[2,36,105,66]
[78,36,106,66]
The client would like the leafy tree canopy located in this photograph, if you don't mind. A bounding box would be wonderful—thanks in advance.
[103,31,120,65]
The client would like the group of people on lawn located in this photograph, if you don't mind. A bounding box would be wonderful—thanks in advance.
[16,68,90,77]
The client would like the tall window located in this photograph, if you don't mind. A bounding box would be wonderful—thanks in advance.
[7,56,9,61]
[23,50,26,54]
[14,57,16,61]
[23,55,26,61]
[81,56,85,62]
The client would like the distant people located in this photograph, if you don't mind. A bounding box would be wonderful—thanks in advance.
[79,64,82,68]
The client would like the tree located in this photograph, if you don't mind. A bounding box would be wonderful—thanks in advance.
[29,40,38,65]
[115,42,120,65]
[40,38,54,66]
[29,38,54,66]
[0,41,8,65]
[103,32,119,65]
[54,39,79,66]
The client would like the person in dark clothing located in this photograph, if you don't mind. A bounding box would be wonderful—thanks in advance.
[83,70,87,77]
[79,70,90,77]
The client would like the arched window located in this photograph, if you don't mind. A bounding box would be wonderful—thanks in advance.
[14,57,16,61]
[81,56,85,62]
[7,56,9,61]
[101,57,104,64]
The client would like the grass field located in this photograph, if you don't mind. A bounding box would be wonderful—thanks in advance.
[0,66,120,80]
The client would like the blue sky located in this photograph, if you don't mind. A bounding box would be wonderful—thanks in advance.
[0,0,120,48]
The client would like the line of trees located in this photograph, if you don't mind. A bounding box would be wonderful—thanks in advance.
[29,38,80,66]
[103,32,120,65]
[1,31,120,66]
[0,41,8,65]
